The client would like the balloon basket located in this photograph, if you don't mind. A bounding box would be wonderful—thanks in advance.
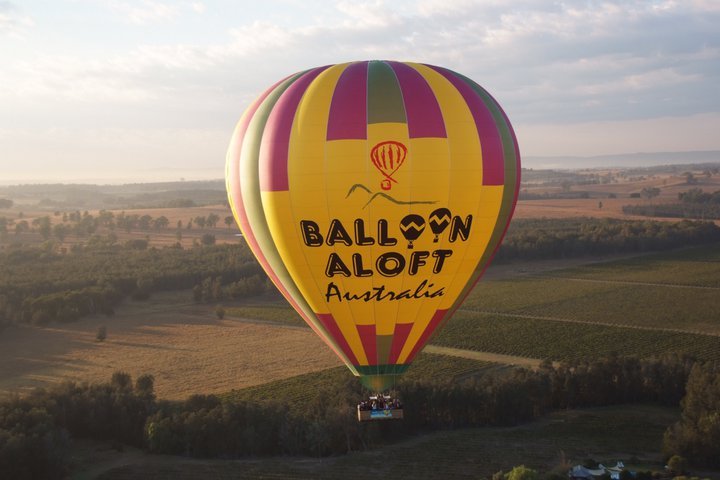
[357,393,403,422]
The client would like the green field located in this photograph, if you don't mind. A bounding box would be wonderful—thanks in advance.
[434,311,720,362]
[435,245,720,361]
[551,244,720,287]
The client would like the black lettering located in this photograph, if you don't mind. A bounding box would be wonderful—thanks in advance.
[408,251,429,275]
[376,252,405,277]
[300,220,323,246]
[449,215,472,242]
[325,253,351,277]
[432,249,453,273]
[352,253,373,277]
[377,219,398,246]
[327,219,353,246]
[325,282,342,302]
[354,219,375,246]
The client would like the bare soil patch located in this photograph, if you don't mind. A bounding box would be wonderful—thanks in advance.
[0,291,341,400]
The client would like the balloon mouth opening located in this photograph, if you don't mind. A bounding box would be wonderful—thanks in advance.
[360,374,397,392]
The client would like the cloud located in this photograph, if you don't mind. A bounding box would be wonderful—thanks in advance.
[0,2,34,37]
[104,0,179,25]
[1,0,719,172]
[190,2,206,14]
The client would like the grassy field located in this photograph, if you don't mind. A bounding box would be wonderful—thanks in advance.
[0,291,341,400]
[433,244,720,361]
[80,404,680,480]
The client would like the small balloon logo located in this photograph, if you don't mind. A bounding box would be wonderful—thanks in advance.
[371,141,407,190]
[399,214,426,249]
[428,208,452,242]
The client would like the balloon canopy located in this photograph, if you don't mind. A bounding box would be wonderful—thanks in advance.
[226,61,520,391]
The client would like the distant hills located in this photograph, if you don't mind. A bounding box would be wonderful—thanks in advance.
[524,150,720,170]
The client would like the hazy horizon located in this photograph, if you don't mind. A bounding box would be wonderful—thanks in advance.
[2,149,719,187]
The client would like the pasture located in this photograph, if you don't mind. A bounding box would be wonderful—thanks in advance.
[0,291,341,400]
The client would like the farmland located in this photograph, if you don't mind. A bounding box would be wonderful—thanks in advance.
[434,244,720,361]
[3,169,720,478]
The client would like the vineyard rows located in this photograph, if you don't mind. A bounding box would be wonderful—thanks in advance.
[464,275,720,335]
[433,310,720,363]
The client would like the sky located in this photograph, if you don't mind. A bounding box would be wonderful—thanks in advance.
[1,0,719,183]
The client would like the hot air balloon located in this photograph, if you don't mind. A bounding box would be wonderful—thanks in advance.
[226,61,520,417]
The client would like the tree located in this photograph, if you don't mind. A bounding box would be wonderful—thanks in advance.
[640,187,660,202]
[225,216,235,229]
[206,213,219,228]
[663,362,720,466]
[667,455,687,475]
[215,306,225,319]
[96,325,107,342]
[506,465,539,480]
[194,216,207,229]
[111,371,132,390]
[135,374,155,398]
[14,220,29,235]
[153,216,169,229]
[201,234,216,246]
[53,223,68,242]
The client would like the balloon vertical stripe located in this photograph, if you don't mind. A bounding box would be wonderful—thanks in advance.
[357,324,378,366]
[427,65,505,185]
[260,66,329,192]
[388,322,414,364]
[367,61,407,124]
[326,61,368,141]
[387,61,447,138]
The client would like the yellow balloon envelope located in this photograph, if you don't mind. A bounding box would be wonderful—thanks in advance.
[226,61,520,390]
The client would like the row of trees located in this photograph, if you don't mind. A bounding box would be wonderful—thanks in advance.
[192,274,272,303]
[623,188,720,220]
[1,354,713,479]
[1,210,234,241]
[496,218,720,261]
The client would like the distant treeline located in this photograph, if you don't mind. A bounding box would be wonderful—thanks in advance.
[623,204,720,220]
[0,210,233,240]
[0,181,226,210]
[623,188,720,220]
[496,218,720,261]
[2,218,720,330]
[2,354,718,479]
